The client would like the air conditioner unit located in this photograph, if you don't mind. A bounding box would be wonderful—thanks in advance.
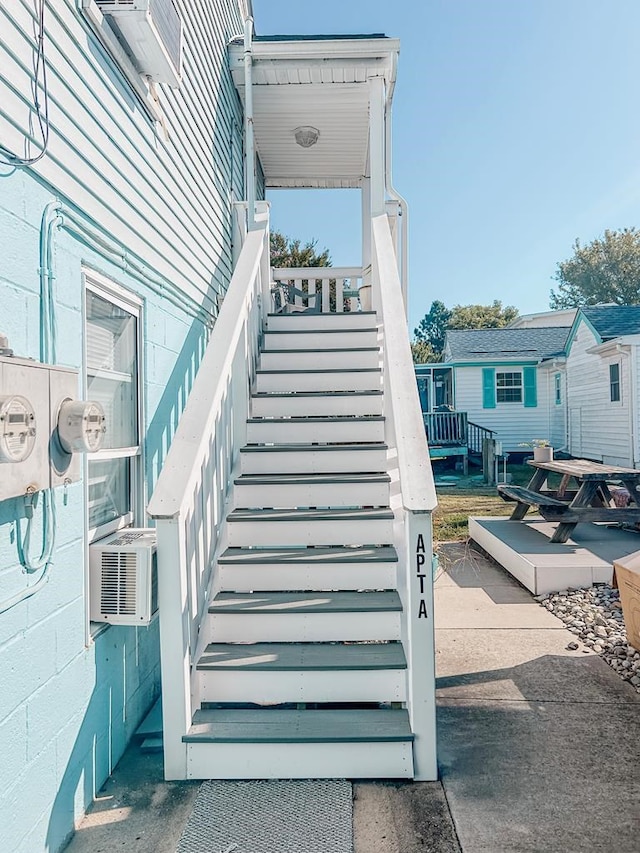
[95,0,182,88]
[90,528,158,625]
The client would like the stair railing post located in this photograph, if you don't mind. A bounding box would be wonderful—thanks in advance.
[156,515,191,780]
[404,510,438,781]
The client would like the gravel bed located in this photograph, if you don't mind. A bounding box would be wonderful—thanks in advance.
[536,585,640,694]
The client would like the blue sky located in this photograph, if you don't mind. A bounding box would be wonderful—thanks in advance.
[252,0,640,332]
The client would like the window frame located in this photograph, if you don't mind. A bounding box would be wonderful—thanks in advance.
[82,270,145,544]
[554,372,562,406]
[495,370,523,404]
[610,362,621,403]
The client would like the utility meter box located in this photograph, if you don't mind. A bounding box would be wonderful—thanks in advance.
[0,355,105,502]
[0,356,51,500]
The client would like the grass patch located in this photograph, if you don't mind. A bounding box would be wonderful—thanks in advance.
[432,460,567,541]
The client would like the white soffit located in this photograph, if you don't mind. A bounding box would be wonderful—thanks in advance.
[228,36,399,189]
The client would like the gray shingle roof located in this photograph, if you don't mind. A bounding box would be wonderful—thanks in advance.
[580,306,640,340]
[445,327,571,362]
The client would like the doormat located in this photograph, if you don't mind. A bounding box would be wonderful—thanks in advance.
[176,779,353,853]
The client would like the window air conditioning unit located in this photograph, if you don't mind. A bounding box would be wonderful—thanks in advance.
[90,528,158,625]
[95,0,183,88]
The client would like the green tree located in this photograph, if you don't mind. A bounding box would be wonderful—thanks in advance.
[550,228,640,308]
[411,340,438,364]
[448,300,519,330]
[270,231,331,268]
[413,300,451,360]
[411,299,518,363]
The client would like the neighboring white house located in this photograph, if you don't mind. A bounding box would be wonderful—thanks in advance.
[432,326,571,453]
[565,305,640,467]
[508,308,578,329]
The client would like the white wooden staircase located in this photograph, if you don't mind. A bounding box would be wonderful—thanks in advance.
[147,215,437,783]
[184,309,413,779]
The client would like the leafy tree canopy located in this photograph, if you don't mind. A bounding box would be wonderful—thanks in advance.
[413,300,451,359]
[448,300,519,330]
[550,228,640,309]
[411,340,438,364]
[412,299,518,363]
[270,230,331,268]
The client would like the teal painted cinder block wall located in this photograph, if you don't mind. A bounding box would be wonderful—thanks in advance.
[0,0,247,850]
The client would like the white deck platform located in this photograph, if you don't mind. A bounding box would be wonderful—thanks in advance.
[469,516,640,595]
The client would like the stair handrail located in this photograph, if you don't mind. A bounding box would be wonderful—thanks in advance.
[147,214,269,780]
[372,214,437,512]
[148,219,268,520]
[372,212,437,782]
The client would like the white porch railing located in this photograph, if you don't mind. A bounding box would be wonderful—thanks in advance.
[146,213,270,780]
[271,266,363,313]
[372,212,439,781]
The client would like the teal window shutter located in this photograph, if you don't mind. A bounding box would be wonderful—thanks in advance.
[482,368,496,408]
[523,366,537,407]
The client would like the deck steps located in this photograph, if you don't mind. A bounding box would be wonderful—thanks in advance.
[262,328,378,351]
[195,641,407,704]
[246,415,385,444]
[216,545,398,591]
[233,471,391,508]
[225,506,394,546]
[186,310,414,779]
[259,347,380,370]
[255,367,382,393]
[265,311,377,332]
[240,442,388,474]
[205,590,402,643]
[251,390,383,417]
[197,641,406,671]
[182,708,414,779]
[185,707,412,743]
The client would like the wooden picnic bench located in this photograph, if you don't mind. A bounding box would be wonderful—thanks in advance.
[497,458,640,543]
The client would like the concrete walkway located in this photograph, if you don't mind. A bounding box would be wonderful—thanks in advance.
[65,541,640,853]
[433,541,640,853]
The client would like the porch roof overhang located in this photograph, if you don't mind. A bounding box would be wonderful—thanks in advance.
[228,35,400,189]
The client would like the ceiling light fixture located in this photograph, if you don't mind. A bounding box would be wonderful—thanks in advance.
[294,126,320,148]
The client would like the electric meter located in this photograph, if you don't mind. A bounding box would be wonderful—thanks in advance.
[57,400,106,453]
[0,395,37,463]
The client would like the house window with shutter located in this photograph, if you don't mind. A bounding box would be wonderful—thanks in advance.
[496,371,522,403]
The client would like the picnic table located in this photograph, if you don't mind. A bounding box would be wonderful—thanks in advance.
[497,458,640,543]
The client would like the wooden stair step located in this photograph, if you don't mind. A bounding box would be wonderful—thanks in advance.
[209,590,402,615]
[256,368,381,375]
[246,416,385,423]
[234,472,391,486]
[252,390,383,398]
[240,443,387,453]
[184,708,413,744]
[197,641,407,671]
[217,545,398,565]
[226,507,393,523]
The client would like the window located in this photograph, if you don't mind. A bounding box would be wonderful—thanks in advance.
[84,275,143,539]
[496,371,522,403]
[555,373,562,406]
[610,363,621,403]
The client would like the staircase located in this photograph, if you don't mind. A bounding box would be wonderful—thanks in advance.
[182,309,414,779]
[147,214,437,783]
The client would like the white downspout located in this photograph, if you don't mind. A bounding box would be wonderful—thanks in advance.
[243,16,256,231]
[617,343,637,466]
[384,50,409,312]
